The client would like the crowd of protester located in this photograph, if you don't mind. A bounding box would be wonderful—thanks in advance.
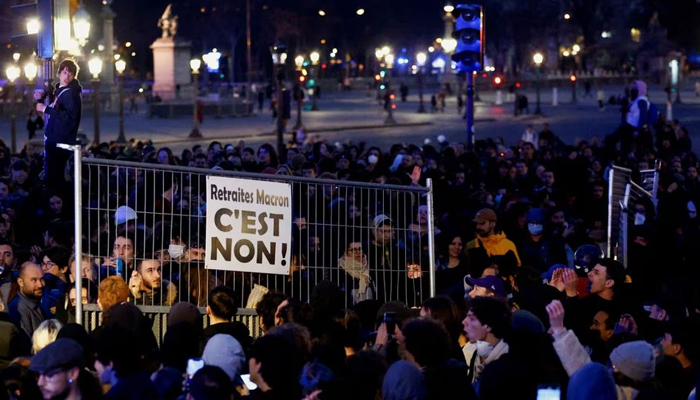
[1,81,700,399]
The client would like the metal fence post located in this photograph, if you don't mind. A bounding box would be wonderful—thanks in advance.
[58,143,83,324]
[426,178,436,298]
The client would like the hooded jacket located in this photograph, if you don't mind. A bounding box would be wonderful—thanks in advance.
[44,79,83,146]
[466,232,521,275]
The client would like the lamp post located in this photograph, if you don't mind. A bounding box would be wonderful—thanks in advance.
[73,2,91,47]
[115,59,127,144]
[24,62,38,114]
[384,51,397,124]
[533,52,544,116]
[5,66,20,154]
[203,49,223,118]
[271,41,288,161]
[416,52,427,113]
[88,58,102,144]
[189,58,203,138]
[309,51,320,111]
[293,55,304,130]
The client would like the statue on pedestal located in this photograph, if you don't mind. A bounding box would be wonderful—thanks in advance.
[158,4,178,39]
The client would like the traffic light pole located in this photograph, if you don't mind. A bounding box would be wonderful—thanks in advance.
[466,72,474,150]
[276,70,286,162]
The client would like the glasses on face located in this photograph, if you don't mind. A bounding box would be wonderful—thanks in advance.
[41,261,55,270]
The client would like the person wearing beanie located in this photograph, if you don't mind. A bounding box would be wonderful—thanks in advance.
[202,334,246,382]
[609,341,655,383]
[567,362,617,400]
[547,300,663,400]
[381,360,427,400]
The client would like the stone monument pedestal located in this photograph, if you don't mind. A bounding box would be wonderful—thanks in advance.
[150,37,191,101]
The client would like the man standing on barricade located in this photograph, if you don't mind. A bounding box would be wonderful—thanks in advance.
[34,59,82,191]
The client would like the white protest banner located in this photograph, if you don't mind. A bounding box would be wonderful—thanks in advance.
[206,176,292,275]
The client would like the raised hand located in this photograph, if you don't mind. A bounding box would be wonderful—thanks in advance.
[546,300,566,336]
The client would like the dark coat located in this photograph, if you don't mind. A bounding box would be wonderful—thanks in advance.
[44,79,83,146]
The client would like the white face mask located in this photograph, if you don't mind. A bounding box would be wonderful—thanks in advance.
[634,213,646,226]
[528,223,544,235]
[368,155,379,165]
[476,340,494,358]
[168,244,185,259]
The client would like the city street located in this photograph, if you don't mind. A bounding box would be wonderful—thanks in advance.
[2,83,700,155]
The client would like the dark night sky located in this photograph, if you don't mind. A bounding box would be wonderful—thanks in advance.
[101,0,445,76]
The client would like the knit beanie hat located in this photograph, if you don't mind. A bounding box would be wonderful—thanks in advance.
[567,362,616,400]
[609,341,655,382]
[382,360,427,400]
[202,334,245,381]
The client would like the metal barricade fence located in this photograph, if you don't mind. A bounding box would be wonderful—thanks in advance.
[79,158,435,336]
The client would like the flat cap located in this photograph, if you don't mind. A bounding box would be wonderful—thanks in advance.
[29,338,84,374]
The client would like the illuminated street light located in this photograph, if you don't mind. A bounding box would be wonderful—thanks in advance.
[533,53,544,65]
[356,9,365,15]
[572,44,581,53]
[416,52,427,113]
[564,13,571,19]
[444,5,455,13]
[5,66,20,84]
[310,51,320,65]
[309,51,320,111]
[88,58,103,79]
[12,53,20,62]
[381,46,390,56]
[88,58,103,143]
[294,55,304,70]
[24,63,38,81]
[73,2,91,46]
[5,66,20,153]
[26,18,39,35]
[375,49,384,60]
[189,58,203,138]
[318,10,326,16]
[203,48,222,72]
[533,53,544,115]
[115,59,127,144]
[441,38,457,53]
[270,41,287,158]
[385,53,395,68]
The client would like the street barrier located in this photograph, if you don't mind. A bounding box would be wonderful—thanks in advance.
[77,158,435,338]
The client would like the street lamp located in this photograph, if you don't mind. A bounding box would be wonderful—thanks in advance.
[115,59,127,144]
[203,49,223,118]
[88,58,102,144]
[5,66,20,153]
[271,41,288,162]
[416,52,427,113]
[293,55,305,130]
[73,2,91,47]
[189,58,203,138]
[309,51,320,111]
[533,52,544,116]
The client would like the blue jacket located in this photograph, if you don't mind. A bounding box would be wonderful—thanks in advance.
[44,79,83,146]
